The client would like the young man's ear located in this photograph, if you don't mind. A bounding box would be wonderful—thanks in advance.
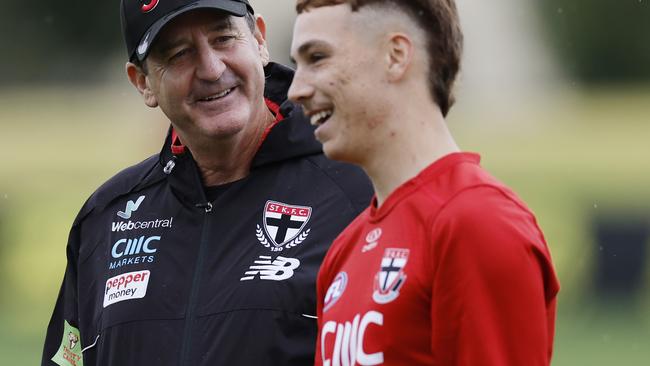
[254,14,270,66]
[385,33,414,82]
[126,62,158,108]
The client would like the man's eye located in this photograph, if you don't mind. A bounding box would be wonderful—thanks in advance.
[309,52,327,63]
[169,49,190,62]
[215,35,236,44]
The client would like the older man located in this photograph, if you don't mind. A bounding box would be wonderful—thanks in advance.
[42,1,371,365]
[289,1,560,365]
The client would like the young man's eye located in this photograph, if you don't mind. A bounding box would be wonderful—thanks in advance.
[309,52,327,63]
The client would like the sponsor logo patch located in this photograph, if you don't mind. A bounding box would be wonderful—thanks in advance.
[321,311,384,366]
[362,228,382,253]
[324,272,348,312]
[103,270,150,308]
[240,255,301,281]
[256,200,312,252]
[117,195,145,219]
[111,217,173,232]
[51,320,83,366]
[108,235,161,270]
[372,248,409,304]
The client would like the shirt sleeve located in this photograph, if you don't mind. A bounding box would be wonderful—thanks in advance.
[429,186,559,366]
[41,224,82,366]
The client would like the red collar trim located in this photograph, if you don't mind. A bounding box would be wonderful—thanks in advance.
[258,98,285,148]
[170,129,186,155]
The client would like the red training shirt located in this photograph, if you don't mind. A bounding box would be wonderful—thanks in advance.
[315,153,560,366]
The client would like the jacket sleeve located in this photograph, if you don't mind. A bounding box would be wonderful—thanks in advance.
[429,186,559,366]
[41,222,83,366]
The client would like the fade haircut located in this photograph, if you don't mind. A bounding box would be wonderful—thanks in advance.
[295,0,463,116]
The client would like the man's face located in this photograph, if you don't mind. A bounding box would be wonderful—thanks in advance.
[140,10,269,146]
[289,5,389,164]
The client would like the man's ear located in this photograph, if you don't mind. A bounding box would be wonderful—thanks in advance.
[254,14,270,66]
[385,33,414,83]
[126,62,158,108]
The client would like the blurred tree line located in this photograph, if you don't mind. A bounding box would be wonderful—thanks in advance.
[0,0,648,85]
[537,0,650,85]
[1,0,123,85]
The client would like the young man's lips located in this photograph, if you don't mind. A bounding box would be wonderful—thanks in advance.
[309,109,333,126]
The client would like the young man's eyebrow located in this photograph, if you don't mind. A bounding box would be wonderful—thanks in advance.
[292,40,331,63]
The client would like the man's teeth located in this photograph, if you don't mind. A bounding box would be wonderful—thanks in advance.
[201,88,232,101]
[310,110,333,126]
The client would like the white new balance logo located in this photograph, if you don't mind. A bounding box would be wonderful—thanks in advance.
[117,196,145,219]
[240,256,301,281]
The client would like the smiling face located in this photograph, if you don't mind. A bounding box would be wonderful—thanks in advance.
[288,4,392,164]
[128,10,271,149]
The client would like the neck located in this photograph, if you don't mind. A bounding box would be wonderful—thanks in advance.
[185,109,276,187]
[362,102,459,207]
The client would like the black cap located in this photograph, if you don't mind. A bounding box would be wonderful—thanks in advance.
[121,0,254,62]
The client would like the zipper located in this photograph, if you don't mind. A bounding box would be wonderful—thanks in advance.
[179,203,213,365]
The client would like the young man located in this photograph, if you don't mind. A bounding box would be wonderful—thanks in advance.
[42,1,372,365]
[289,1,560,365]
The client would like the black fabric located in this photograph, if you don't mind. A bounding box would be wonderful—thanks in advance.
[42,63,373,366]
[120,0,254,61]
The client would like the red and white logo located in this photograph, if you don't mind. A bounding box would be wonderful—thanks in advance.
[256,200,312,251]
[103,270,150,308]
[321,311,384,365]
[141,0,159,13]
[372,248,409,304]
[324,272,348,312]
[362,228,382,253]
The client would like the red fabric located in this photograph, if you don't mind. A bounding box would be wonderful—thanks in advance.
[170,128,186,155]
[258,98,285,149]
[315,152,559,366]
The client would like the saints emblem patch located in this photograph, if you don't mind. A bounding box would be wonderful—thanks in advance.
[256,200,312,252]
[372,248,409,304]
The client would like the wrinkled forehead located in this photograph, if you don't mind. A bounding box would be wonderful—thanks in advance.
[159,9,240,40]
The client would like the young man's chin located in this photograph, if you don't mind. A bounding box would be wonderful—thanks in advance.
[322,143,360,166]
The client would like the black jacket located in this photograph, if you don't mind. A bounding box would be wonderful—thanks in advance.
[42,63,372,366]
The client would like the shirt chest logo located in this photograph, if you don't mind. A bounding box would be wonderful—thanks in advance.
[362,228,382,253]
[373,248,409,304]
[256,200,312,252]
[103,270,151,308]
[324,271,348,312]
[240,255,301,281]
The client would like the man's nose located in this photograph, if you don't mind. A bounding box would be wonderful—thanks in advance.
[195,45,226,81]
[288,68,315,104]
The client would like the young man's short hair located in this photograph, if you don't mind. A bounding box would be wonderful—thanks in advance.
[295,0,463,116]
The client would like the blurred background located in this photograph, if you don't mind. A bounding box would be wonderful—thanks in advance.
[1,0,649,364]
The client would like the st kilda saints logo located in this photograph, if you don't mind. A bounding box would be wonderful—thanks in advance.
[372,248,409,304]
[256,200,312,252]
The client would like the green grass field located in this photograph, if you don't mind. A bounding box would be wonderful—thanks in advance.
[1,85,649,365]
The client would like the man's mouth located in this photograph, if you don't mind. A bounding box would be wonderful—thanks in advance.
[197,87,235,102]
[310,109,333,126]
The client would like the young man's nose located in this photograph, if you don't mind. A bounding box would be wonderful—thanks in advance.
[288,69,315,105]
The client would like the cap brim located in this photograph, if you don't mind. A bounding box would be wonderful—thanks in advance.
[135,1,248,62]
